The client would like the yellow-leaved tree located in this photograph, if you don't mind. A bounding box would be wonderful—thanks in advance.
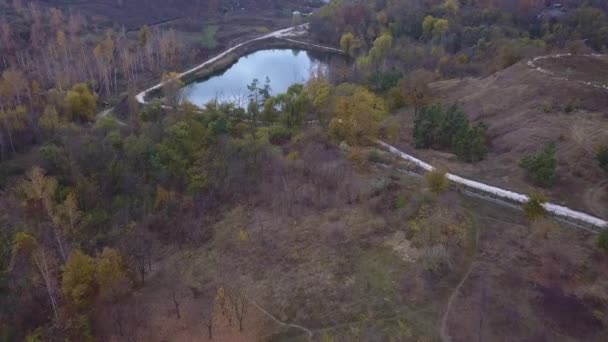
[64,83,97,122]
[62,249,96,308]
[328,86,387,145]
[95,247,130,301]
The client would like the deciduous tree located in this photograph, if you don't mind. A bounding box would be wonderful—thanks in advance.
[64,83,97,122]
[95,247,129,301]
[61,249,96,308]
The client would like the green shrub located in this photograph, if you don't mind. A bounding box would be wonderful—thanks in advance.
[519,144,557,187]
[413,104,487,162]
[268,125,292,145]
[394,196,408,209]
[597,230,608,250]
[287,151,298,161]
[367,149,383,163]
[596,145,608,172]
[366,71,402,92]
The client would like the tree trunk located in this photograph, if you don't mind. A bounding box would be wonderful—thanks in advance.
[172,290,181,319]
[53,228,67,262]
[206,319,213,339]
[33,249,59,320]
[7,128,15,153]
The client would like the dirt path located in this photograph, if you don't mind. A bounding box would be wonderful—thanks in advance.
[95,107,127,126]
[249,298,314,341]
[527,53,608,91]
[439,214,530,342]
[439,214,481,342]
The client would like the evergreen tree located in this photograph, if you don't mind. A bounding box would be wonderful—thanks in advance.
[519,144,558,187]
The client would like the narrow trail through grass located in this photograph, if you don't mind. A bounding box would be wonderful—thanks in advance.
[439,214,529,342]
[249,298,314,341]
[439,213,482,342]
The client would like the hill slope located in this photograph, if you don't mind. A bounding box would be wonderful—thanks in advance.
[398,54,608,217]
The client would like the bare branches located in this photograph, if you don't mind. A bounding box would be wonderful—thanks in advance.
[32,246,59,320]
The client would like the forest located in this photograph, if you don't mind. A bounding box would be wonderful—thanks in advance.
[2,0,608,340]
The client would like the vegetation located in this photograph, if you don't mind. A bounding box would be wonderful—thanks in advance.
[310,0,608,81]
[425,168,449,194]
[200,25,219,49]
[597,145,608,172]
[1,0,608,339]
[597,230,608,251]
[519,144,558,187]
[64,84,98,122]
[413,104,488,162]
[327,85,387,145]
[522,192,547,221]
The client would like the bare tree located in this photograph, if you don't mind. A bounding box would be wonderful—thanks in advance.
[226,286,249,331]
[32,246,59,320]
[172,288,181,319]
[201,295,216,339]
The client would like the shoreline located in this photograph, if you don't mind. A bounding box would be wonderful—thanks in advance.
[136,24,344,104]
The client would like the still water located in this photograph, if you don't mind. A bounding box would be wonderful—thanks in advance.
[181,49,330,107]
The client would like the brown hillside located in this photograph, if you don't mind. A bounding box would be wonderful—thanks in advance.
[398,55,608,217]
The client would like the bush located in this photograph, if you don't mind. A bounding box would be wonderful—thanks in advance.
[366,70,402,92]
[367,149,383,163]
[522,192,547,221]
[596,145,608,172]
[421,245,451,275]
[597,230,608,251]
[268,125,292,145]
[425,168,449,194]
[519,144,557,187]
[64,83,97,122]
[394,196,408,209]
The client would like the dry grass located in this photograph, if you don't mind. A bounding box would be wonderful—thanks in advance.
[395,56,608,217]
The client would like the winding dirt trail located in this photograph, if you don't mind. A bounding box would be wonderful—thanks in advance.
[249,298,313,341]
[527,53,608,91]
[439,214,481,342]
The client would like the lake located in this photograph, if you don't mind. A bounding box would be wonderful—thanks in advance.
[181,49,331,107]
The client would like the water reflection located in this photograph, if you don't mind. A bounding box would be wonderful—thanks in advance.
[181,49,329,107]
